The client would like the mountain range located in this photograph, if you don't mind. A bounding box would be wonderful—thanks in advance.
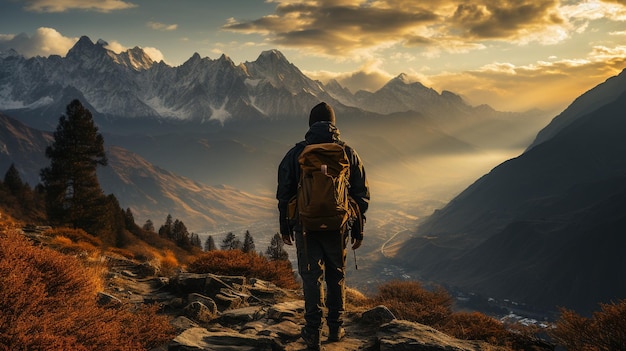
[394,68,626,316]
[0,36,550,225]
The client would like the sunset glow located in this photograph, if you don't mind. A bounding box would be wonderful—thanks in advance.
[1,0,624,113]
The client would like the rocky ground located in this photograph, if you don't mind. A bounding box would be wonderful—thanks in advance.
[99,255,512,351]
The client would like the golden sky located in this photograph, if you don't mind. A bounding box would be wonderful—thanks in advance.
[1,0,625,113]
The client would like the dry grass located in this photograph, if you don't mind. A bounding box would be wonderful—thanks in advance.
[550,299,626,351]
[0,229,175,351]
[366,280,548,350]
[188,249,300,290]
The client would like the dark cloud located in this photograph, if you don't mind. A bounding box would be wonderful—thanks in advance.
[223,1,438,54]
[451,0,563,39]
[222,0,623,58]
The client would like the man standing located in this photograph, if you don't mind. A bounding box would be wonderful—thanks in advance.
[277,102,370,350]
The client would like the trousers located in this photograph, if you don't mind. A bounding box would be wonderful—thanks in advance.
[295,229,348,331]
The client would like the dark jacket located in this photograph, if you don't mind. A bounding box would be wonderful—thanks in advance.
[277,121,370,238]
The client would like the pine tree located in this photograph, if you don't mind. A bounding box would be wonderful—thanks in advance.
[172,219,191,249]
[4,163,28,196]
[143,219,155,232]
[190,233,202,249]
[266,233,289,261]
[204,235,216,251]
[40,100,108,237]
[242,230,255,254]
[221,232,242,250]
[158,214,173,238]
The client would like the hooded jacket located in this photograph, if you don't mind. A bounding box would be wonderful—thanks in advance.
[276,121,370,238]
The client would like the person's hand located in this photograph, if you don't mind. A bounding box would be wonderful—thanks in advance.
[282,233,294,245]
[351,238,362,250]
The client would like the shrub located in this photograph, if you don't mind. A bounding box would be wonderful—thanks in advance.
[44,227,103,247]
[440,311,510,345]
[188,250,299,289]
[550,299,626,351]
[0,230,175,350]
[369,280,453,326]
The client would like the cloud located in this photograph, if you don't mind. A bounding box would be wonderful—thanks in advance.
[223,0,439,55]
[103,40,127,53]
[142,47,165,62]
[102,40,166,62]
[22,0,137,13]
[223,0,626,61]
[147,21,178,31]
[450,1,564,39]
[306,60,393,93]
[426,45,626,112]
[0,27,77,57]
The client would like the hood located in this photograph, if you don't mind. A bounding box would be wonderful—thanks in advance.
[304,121,341,144]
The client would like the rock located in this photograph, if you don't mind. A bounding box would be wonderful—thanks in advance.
[257,320,301,341]
[248,278,286,299]
[188,293,218,314]
[184,301,217,323]
[121,269,138,278]
[377,319,508,351]
[267,300,304,321]
[171,273,208,294]
[361,305,396,325]
[168,327,279,351]
[96,291,122,307]
[170,316,199,332]
[218,306,265,325]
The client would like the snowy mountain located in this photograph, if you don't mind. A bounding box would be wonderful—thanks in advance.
[0,35,546,135]
[0,36,334,129]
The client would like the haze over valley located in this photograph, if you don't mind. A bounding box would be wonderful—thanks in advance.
[2,35,625,320]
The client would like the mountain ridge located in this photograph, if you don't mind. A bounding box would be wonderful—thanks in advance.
[394,75,626,315]
[0,112,274,232]
[0,35,545,132]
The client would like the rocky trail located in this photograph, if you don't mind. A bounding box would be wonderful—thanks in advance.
[100,256,510,351]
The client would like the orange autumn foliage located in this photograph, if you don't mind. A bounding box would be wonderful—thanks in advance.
[0,229,175,351]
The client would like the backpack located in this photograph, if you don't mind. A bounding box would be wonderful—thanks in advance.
[295,142,352,232]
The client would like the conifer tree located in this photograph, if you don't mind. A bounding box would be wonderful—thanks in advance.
[242,230,255,254]
[266,233,289,261]
[40,100,108,237]
[220,232,242,250]
[204,235,216,251]
[172,219,191,248]
[143,219,155,232]
[190,233,202,249]
[158,214,173,238]
[4,163,28,196]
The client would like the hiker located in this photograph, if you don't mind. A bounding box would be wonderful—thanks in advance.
[276,102,370,350]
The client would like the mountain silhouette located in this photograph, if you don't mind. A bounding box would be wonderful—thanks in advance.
[395,71,626,315]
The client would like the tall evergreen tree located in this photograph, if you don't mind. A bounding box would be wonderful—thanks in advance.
[266,233,289,261]
[4,163,28,196]
[158,214,173,238]
[40,100,108,237]
[242,230,255,254]
[172,219,191,248]
[143,219,155,233]
[220,232,242,250]
[204,235,216,251]
[190,233,202,249]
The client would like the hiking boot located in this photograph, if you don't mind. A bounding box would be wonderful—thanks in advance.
[301,327,321,350]
[328,326,345,342]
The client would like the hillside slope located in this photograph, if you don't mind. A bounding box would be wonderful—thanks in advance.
[395,84,626,315]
